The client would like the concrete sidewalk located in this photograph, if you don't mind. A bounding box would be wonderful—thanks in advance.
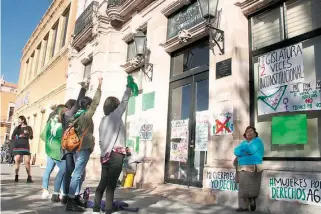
[1,163,263,214]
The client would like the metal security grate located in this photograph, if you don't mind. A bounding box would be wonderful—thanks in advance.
[285,0,321,39]
[251,7,283,50]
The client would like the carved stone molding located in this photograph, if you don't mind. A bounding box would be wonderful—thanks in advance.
[122,32,134,42]
[121,57,145,73]
[235,0,280,16]
[161,0,191,17]
[160,21,208,53]
[106,0,154,28]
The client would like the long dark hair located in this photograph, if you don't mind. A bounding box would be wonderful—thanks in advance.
[18,116,27,126]
[103,97,120,116]
[79,96,92,110]
[47,105,67,122]
[65,99,76,109]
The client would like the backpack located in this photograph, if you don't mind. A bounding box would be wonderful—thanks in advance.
[61,114,88,152]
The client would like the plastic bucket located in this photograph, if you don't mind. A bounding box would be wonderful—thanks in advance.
[124,173,135,188]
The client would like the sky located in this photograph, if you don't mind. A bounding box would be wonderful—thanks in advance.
[1,0,52,84]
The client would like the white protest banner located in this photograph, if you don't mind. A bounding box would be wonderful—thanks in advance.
[257,81,321,115]
[205,169,238,191]
[195,111,209,151]
[171,119,189,139]
[169,139,188,163]
[211,104,233,136]
[258,43,304,90]
[269,176,321,207]
[140,124,153,141]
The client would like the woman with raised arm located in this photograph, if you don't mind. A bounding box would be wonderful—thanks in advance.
[93,76,137,214]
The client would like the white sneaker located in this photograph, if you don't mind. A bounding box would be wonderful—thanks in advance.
[92,212,101,214]
[41,190,50,199]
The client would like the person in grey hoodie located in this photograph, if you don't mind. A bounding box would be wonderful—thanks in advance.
[93,79,134,214]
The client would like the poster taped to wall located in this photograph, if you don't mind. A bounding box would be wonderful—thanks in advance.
[169,139,188,163]
[256,42,321,115]
[140,124,153,141]
[269,176,321,207]
[211,104,233,135]
[258,81,321,115]
[171,119,189,139]
[195,111,209,151]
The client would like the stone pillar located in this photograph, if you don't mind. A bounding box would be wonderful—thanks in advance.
[45,29,54,64]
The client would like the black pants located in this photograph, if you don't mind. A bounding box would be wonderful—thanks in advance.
[94,152,124,212]
[64,153,75,195]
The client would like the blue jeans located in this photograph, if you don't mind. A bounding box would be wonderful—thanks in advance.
[42,156,66,194]
[68,149,90,197]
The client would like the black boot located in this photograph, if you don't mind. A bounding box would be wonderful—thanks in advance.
[27,176,33,183]
[105,209,113,214]
[14,175,19,182]
[61,195,68,204]
[250,198,256,211]
[66,198,85,212]
[51,194,60,203]
[75,195,86,208]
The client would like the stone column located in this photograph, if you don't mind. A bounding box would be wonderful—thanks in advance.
[45,29,54,64]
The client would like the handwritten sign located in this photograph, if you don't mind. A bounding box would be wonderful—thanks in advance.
[205,169,238,191]
[170,139,188,163]
[256,43,321,115]
[171,119,189,139]
[167,1,204,39]
[269,176,321,206]
[257,81,321,115]
[195,111,209,151]
[211,104,233,135]
[140,124,153,141]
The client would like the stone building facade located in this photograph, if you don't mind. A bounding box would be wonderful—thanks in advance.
[66,0,321,213]
[0,76,17,146]
[12,0,78,166]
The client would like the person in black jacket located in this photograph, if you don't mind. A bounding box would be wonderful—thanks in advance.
[11,115,34,183]
[61,81,88,206]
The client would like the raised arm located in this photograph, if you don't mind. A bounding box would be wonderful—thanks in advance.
[86,77,103,118]
[112,87,132,118]
[67,86,87,116]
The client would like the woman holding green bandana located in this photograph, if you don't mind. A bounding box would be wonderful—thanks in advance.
[41,104,67,202]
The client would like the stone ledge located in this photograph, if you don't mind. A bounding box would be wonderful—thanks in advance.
[160,21,208,53]
[235,0,280,16]
[161,0,191,17]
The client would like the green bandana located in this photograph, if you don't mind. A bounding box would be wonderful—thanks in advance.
[74,109,87,118]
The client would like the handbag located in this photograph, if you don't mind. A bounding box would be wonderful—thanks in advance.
[61,126,88,152]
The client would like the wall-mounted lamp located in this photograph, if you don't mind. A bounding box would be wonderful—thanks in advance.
[129,30,153,81]
[197,0,224,55]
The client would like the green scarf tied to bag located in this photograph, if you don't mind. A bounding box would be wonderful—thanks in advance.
[41,116,63,161]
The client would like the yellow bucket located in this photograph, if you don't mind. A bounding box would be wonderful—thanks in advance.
[124,173,135,188]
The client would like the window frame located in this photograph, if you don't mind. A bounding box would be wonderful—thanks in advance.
[248,0,321,161]
[83,60,92,79]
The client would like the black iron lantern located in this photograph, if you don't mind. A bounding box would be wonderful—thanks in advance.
[197,0,219,19]
[133,30,146,56]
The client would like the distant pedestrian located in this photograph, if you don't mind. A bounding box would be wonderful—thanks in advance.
[234,126,264,212]
[93,76,136,214]
[11,115,34,183]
